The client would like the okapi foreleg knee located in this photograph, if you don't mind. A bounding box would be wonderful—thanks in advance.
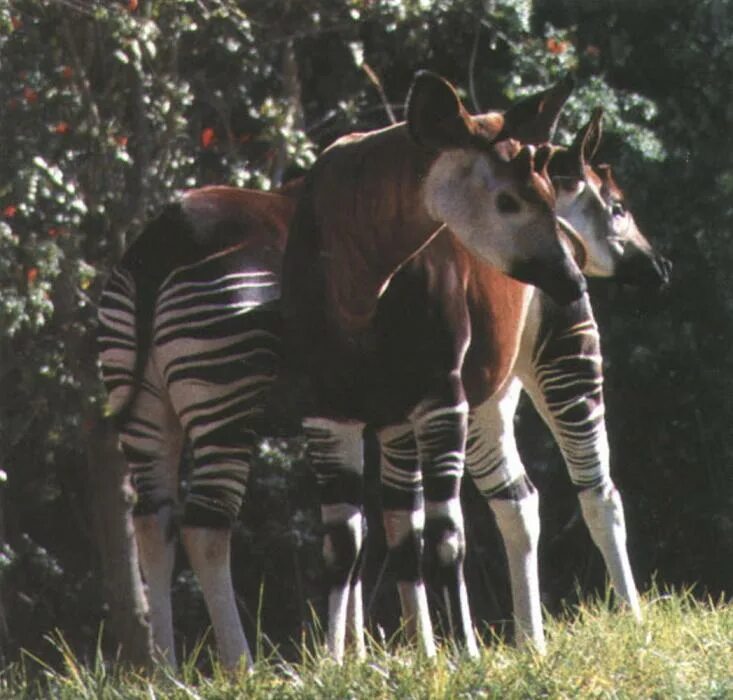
[424,500,477,656]
[321,504,364,661]
[411,398,477,655]
[181,526,251,670]
[489,481,545,651]
[466,385,545,649]
[578,481,641,620]
[413,399,477,656]
[378,423,434,655]
[304,418,366,662]
[135,505,178,668]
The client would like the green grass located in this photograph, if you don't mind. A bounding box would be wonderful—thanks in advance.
[2,589,732,699]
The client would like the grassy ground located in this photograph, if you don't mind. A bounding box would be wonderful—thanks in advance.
[1,590,731,699]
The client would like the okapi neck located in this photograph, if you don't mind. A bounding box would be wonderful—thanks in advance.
[307,123,442,333]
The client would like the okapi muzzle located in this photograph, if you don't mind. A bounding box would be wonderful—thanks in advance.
[510,249,587,305]
[614,243,672,290]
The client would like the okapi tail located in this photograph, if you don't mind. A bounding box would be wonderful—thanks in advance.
[99,202,196,431]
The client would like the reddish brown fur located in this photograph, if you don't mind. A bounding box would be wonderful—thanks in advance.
[181,185,296,254]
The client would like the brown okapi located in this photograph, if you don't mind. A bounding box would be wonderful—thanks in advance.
[375,109,671,652]
[99,187,296,669]
[280,71,587,658]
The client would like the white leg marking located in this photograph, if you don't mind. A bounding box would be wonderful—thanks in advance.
[468,383,544,650]
[490,491,545,652]
[425,500,478,658]
[346,579,366,659]
[181,527,252,670]
[135,507,178,668]
[321,503,364,663]
[579,482,642,620]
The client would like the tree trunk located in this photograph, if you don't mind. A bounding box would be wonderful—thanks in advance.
[0,482,9,665]
[86,417,153,669]
[270,39,305,187]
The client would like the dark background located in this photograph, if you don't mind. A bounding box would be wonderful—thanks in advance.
[0,0,731,664]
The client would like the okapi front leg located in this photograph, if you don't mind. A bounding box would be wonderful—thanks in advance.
[520,297,641,620]
[466,382,545,651]
[377,423,434,656]
[412,398,478,656]
[578,482,641,620]
[303,418,366,662]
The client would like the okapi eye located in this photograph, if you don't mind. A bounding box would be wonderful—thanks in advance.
[611,200,626,217]
[497,192,521,214]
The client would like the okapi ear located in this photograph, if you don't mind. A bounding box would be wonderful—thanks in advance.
[405,71,473,149]
[495,73,575,145]
[583,107,603,161]
[570,106,603,166]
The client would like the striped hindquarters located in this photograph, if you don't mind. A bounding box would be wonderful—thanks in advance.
[98,266,138,414]
[98,243,283,527]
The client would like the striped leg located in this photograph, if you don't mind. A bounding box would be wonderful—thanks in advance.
[166,381,264,670]
[303,418,366,662]
[154,262,283,669]
[117,368,184,668]
[411,398,478,656]
[100,272,181,666]
[520,299,641,620]
[377,423,434,655]
[466,379,545,651]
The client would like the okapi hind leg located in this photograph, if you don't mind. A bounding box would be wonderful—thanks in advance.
[118,378,185,669]
[181,426,259,671]
[303,418,366,663]
[134,505,178,668]
[466,382,545,651]
[180,526,251,670]
[411,399,478,657]
[377,423,434,657]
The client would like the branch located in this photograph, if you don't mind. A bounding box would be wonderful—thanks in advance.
[468,23,482,113]
[362,62,396,125]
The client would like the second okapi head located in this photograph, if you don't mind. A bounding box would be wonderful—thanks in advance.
[548,108,672,289]
[406,71,587,305]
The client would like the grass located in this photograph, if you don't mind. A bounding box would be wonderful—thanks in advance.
[1,589,731,699]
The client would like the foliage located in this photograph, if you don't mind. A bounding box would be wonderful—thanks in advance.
[0,0,730,668]
[1,589,732,698]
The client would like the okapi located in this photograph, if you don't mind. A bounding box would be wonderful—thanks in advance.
[98,72,585,667]
[374,109,671,652]
[280,71,588,659]
[98,188,295,669]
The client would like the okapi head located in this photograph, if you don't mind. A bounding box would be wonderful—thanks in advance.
[548,108,672,289]
[406,71,586,305]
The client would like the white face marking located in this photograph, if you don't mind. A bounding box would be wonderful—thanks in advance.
[421,149,556,275]
[554,177,619,277]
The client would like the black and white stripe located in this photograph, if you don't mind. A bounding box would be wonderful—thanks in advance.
[99,247,281,527]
